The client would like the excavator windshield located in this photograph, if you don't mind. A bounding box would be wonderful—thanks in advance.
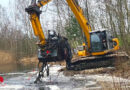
[90,31,105,52]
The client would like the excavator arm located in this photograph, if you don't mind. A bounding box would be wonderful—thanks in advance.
[26,0,119,55]
[25,0,51,45]
[26,0,91,50]
[66,0,91,51]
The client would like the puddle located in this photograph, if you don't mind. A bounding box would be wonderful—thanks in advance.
[0,65,129,90]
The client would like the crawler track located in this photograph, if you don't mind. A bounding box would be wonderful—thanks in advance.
[68,52,129,71]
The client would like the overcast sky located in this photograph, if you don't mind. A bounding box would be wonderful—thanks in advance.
[0,0,10,7]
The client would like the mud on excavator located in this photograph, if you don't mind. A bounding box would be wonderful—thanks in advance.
[25,0,120,83]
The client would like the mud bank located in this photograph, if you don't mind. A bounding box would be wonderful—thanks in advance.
[0,65,130,90]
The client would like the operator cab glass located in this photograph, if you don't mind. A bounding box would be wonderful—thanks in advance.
[90,30,114,53]
[77,46,84,51]
[90,30,108,52]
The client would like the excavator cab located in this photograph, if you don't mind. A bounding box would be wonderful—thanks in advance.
[91,30,112,52]
[90,30,119,55]
[78,30,119,56]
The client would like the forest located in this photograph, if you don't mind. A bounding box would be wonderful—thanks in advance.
[0,0,129,89]
[0,0,129,61]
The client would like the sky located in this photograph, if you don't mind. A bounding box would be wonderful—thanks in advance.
[0,0,9,7]
[0,0,99,31]
[0,0,54,29]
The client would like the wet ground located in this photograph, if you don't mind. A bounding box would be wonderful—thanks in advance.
[0,65,130,90]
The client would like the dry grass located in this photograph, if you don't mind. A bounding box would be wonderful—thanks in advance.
[19,56,38,66]
[111,58,130,79]
[0,51,18,73]
[98,81,130,90]
[19,58,67,66]
[0,51,15,65]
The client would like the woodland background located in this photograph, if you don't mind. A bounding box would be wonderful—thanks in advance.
[0,0,129,61]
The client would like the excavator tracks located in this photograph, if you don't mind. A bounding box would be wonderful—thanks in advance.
[68,52,129,71]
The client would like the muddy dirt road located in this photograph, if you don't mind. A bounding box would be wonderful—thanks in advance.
[0,65,130,90]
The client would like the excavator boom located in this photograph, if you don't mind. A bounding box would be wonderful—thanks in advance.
[25,0,51,45]
[66,0,91,51]
[26,0,120,60]
[26,0,92,49]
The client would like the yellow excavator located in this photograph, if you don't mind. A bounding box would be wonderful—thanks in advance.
[25,0,119,83]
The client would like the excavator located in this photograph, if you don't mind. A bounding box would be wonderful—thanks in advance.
[25,0,119,83]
